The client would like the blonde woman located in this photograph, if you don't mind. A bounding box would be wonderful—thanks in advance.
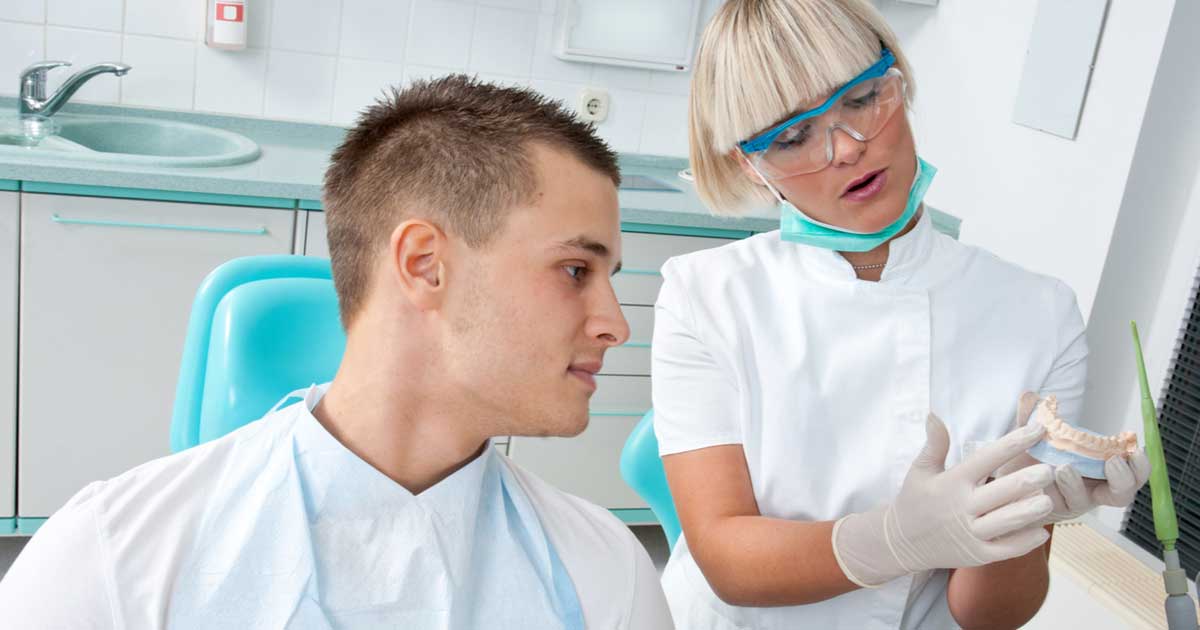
[650,0,1151,627]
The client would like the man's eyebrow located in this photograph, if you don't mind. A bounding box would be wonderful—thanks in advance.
[552,237,622,276]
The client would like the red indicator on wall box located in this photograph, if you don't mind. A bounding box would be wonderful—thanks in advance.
[216,3,244,22]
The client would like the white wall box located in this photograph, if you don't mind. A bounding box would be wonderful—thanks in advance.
[18,194,295,517]
[1012,0,1110,140]
[554,0,703,72]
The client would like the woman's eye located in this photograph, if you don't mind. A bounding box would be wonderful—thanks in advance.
[774,124,811,150]
[846,89,879,109]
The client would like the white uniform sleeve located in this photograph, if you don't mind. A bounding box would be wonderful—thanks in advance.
[1040,279,1088,422]
[652,259,743,456]
[0,482,119,630]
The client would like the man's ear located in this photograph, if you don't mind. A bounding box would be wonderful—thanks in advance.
[388,219,447,310]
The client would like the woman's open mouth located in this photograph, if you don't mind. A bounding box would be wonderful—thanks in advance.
[841,168,887,202]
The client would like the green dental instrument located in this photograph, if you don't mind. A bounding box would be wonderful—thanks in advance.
[1132,320,1197,630]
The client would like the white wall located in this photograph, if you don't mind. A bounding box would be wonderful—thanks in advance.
[1083,0,1200,443]
[0,0,718,158]
[877,0,1176,318]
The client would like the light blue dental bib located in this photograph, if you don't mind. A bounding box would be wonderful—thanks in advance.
[165,385,584,630]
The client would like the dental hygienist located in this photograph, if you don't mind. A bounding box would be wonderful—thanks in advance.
[650,1,1151,628]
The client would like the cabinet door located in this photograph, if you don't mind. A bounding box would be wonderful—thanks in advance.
[305,211,328,258]
[18,194,296,517]
[0,193,15,519]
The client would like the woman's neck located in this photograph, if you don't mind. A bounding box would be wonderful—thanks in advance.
[839,208,923,282]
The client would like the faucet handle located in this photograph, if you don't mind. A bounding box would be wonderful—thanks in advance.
[20,60,73,102]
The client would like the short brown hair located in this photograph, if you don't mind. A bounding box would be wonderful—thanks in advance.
[323,74,621,326]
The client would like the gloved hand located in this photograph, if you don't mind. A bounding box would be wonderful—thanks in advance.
[992,392,1152,524]
[832,414,1055,588]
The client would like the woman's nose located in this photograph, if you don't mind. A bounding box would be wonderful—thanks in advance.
[829,125,867,167]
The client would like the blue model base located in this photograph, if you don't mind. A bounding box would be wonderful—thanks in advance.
[1027,438,1108,479]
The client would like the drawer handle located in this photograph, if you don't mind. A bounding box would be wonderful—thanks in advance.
[618,268,662,277]
[51,214,268,236]
[590,410,649,417]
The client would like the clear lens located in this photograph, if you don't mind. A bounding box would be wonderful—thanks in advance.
[753,69,905,179]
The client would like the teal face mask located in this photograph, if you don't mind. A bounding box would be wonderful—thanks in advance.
[773,156,937,252]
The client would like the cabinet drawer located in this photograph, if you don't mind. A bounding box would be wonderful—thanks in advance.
[507,414,645,509]
[602,306,653,376]
[591,375,651,415]
[615,232,735,306]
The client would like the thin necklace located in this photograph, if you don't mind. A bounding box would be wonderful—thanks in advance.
[852,262,887,270]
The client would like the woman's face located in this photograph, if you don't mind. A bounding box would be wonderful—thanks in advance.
[752,96,917,233]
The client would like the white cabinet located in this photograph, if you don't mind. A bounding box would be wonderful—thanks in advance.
[0,193,15,520]
[304,211,328,257]
[18,194,296,517]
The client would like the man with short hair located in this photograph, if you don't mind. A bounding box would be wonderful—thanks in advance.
[0,75,673,629]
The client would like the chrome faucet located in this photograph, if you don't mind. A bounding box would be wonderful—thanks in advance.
[18,61,131,117]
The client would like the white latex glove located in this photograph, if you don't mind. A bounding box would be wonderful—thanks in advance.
[993,392,1152,524]
[832,414,1055,588]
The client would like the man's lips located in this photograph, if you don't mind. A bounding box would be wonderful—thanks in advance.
[568,361,601,389]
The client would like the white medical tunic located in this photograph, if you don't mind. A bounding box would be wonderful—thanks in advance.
[652,210,1086,629]
[0,385,671,629]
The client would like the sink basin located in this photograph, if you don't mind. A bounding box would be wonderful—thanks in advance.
[0,114,261,167]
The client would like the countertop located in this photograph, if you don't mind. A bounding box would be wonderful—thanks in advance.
[0,98,778,234]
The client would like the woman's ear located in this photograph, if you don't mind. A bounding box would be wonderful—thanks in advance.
[730,149,766,185]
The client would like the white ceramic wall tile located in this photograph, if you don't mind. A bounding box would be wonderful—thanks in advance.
[332,57,404,124]
[271,0,342,55]
[45,27,122,104]
[591,64,651,91]
[0,21,45,96]
[476,73,530,89]
[530,78,583,111]
[639,93,688,157]
[406,0,474,70]
[125,0,204,41]
[540,0,556,14]
[120,36,197,109]
[595,88,647,153]
[478,0,539,10]
[647,69,692,95]
[340,0,410,63]
[265,49,336,121]
[531,13,590,83]
[247,0,273,48]
[468,7,536,76]
[46,0,122,31]
[402,64,460,86]
[6,1,46,24]
[195,47,268,116]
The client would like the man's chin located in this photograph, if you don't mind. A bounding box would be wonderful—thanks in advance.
[514,413,589,438]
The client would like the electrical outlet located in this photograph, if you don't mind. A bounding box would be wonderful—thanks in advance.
[577,88,609,123]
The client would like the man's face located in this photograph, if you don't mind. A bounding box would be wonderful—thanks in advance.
[440,144,628,437]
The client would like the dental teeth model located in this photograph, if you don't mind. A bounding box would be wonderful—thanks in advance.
[1027,395,1139,479]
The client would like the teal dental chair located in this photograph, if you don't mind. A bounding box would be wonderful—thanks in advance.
[620,410,682,549]
[170,255,345,452]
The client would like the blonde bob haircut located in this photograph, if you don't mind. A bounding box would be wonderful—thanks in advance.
[688,0,914,214]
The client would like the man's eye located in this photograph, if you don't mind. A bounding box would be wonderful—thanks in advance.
[565,265,588,281]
